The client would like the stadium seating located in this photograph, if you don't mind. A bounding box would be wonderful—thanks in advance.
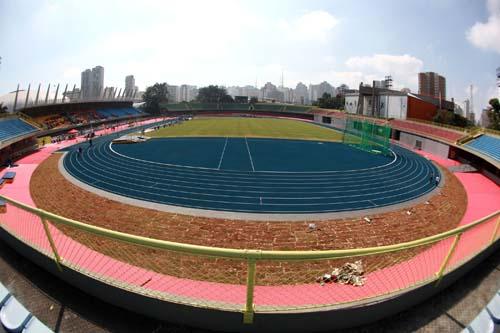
[0,296,32,332]
[464,134,500,162]
[96,107,142,119]
[252,103,285,112]
[283,105,312,113]
[390,119,465,143]
[220,103,250,111]
[463,309,495,333]
[162,103,190,111]
[22,317,52,333]
[0,282,53,333]
[0,119,38,142]
[189,103,219,110]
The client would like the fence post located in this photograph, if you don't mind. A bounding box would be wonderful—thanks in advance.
[41,218,63,272]
[435,233,462,285]
[243,259,256,324]
[491,217,500,245]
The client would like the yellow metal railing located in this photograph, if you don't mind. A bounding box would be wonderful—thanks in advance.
[0,194,498,323]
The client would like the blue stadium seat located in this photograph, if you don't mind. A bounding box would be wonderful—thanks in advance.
[462,309,495,333]
[22,317,52,333]
[465,135,500,162]
[486,293,500,324]
[96,107,141,119]
[0,119,38,142]
[0,296,32,333]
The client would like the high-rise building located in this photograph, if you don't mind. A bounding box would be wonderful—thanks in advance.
[261,82,283,102]
[167,85,179,102]
[418,72,446,100]
[294,82,309,104]
[179,84,197,101]
[125,75,135,97]
[336,84,349,97]
[81,66,104,99]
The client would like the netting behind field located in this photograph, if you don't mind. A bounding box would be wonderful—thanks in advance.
[342,117,392,156]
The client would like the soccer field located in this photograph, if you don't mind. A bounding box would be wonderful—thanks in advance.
[147,117,343,141]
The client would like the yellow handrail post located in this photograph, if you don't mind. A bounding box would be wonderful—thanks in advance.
[41,218,63,272]
[435,233,462,286]
[490,216,500,245]
[243,259,257,324]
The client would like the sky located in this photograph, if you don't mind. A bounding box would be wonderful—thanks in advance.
[0,0,499,113]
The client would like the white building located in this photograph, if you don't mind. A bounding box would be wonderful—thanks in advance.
[308,81,334,102]
[293,82,309,104]
[179,84,198,101]
[125,75,135,97]
[167,85,179,102]
[81,66,104,99]
[345,87,408,119]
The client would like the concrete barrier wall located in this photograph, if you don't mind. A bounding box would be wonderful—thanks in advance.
[400,132,450,158]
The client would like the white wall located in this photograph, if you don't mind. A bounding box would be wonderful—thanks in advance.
[380,95,407,119]
[345,95,358,114]
[399,132,450,158]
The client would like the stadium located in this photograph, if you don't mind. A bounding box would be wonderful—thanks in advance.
[0,94,499,332]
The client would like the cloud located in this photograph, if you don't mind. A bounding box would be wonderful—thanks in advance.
[344,54,424,90]
[278,10,339,43]
[466,0,500,54]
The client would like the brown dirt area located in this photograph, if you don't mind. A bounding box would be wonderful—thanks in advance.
[29,154,467,285]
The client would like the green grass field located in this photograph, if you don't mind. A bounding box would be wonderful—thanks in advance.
[147,117,343,141]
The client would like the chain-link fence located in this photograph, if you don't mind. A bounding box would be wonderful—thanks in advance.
[0,195,498,324]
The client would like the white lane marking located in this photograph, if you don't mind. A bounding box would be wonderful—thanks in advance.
[217,137,228,170]
[244,137,255,172]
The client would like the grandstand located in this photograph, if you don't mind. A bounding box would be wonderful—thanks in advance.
[0,118,38,143]
[465,134,500,162]
[252,103,285,112]
[161,103,191,112]
[282,105,312,113]
[188,103,219,110]
[390,119,465,143]
[96,107,143,119]
[220,103,251,111]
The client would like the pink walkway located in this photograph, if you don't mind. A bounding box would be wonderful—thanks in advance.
[0,123,498,311]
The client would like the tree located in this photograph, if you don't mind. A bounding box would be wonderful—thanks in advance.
[314,93,345,109]
[0,103,7,114]
[487,98,500,130]
[433,109,472,128]
[196,85,234,103]
[249,96,258,104]
[142,83,169,114]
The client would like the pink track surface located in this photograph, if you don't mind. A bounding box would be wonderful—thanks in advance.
[0,122,498,310]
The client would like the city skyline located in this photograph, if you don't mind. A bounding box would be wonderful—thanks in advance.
[0,0,499,112]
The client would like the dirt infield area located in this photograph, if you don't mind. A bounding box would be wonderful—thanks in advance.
[29,154,467,285]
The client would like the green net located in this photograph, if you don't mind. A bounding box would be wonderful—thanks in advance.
[342,117,392,156]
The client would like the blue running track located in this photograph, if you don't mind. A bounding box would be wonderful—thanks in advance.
[62,134,440,214]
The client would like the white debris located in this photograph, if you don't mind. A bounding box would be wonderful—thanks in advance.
[316,260,366,286]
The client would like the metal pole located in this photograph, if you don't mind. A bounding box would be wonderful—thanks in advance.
[62,84,68,103]
[243,259,257,324]
[41,218,63,272]
[24,84,31,108]
[44,84,51,104]
[53,83,60,104]
[34,83,41,105]
[12,84,20,111]
[490,216,500,244]
[435,233,462,285]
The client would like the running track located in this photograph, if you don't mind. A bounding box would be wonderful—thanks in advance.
[62,134,440,214]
